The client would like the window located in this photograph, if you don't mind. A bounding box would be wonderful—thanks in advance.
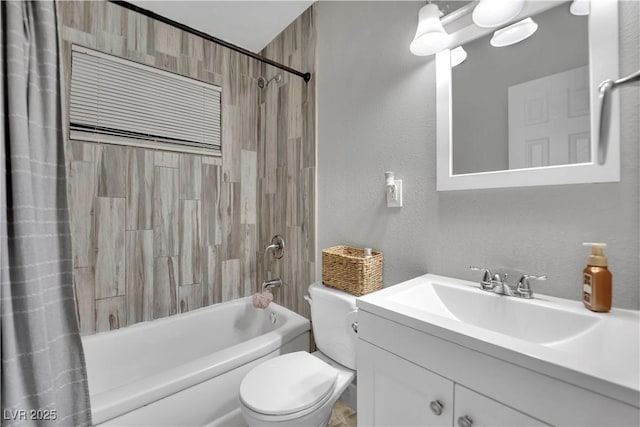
[69,45,221,156]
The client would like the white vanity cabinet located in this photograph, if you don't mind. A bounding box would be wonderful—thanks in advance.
[453,384,546,427]
[356,309,639,427]
[358,340,546,427]
[357,339,454,426]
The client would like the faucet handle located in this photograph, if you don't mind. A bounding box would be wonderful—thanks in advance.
[469,266,494,289]
[516,274,547,298]
[520,274,547,283]
[265,235,285,259]
[469,266,491,277]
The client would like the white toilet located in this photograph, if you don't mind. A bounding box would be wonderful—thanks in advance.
[239,282,358,427]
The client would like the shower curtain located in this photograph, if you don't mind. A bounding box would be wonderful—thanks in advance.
[1,1,92,425]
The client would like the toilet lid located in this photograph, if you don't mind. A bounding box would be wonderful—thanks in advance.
[239,352,338,416]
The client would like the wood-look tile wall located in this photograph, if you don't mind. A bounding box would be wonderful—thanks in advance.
[60,1,316,334]
[258,7,316,320]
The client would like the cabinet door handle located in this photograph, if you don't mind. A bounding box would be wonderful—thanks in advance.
[457,415,473,427]
[429,400,444,416]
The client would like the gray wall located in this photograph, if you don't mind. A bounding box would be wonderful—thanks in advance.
[316,1,640,309]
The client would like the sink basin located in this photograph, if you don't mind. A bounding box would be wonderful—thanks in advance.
[356,273,640,408]
[387,279,600,344]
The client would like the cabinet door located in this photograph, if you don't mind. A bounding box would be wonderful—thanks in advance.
[358,340,454,426]
[454,385,548,427]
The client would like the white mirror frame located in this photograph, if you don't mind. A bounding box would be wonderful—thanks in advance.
[436,0,619,191]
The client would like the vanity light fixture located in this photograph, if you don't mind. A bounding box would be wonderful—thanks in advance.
[450,46,467,67]
[570,0,590,16]
[410,3,450,56]
[490,17,538,47]
[472,0,525,28]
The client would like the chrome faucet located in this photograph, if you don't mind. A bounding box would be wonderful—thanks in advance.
[515,274,547,299]
[469,267,494,290]
[262,278,283,291]
[491,273,514,296]
[469,266,546,299]
[264,235,285,259]
[469,267,508,292]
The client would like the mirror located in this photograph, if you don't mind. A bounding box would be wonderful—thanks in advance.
[436,0,620,191]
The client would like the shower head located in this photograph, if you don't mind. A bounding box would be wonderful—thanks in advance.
[257,74,282,89]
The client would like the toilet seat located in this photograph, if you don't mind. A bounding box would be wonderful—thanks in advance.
[239,352,338,417]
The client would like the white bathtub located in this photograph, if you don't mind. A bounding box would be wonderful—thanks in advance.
[82,298,310,426]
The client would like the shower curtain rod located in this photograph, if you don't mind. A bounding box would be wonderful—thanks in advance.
[108,0,312,83]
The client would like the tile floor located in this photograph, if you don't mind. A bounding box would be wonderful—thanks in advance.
[328,400,357,427]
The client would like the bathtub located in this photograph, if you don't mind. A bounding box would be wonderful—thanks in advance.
[81,298,310,426]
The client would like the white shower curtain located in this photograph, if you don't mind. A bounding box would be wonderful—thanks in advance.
[1,1,92,425]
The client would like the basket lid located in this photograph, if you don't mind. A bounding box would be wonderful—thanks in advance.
[323,245,382,258]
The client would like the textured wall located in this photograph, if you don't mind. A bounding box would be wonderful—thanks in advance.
[60,1,315,334]
[316,1,639,309]
[258,7,316,320]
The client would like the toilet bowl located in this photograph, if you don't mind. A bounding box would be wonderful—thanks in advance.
[239,351,354,427]
[239,283,358,427]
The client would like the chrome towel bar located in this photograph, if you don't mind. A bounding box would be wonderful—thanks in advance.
[598,69,640,164]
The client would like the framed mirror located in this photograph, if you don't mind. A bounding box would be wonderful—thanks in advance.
[436,0,620,191]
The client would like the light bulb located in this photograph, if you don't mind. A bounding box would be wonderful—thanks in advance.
[472,0,525,28]
[490,17,538,47]
[450,46,467,67]
[410,4,450,56]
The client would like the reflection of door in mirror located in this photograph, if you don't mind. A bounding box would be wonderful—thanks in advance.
[508,65,590,169]
[451,2,588,175]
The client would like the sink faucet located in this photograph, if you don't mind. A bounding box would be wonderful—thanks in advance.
[469,266,546,299]
[469,267,508,292]
[491,273,514,296]
[468,267,495,291]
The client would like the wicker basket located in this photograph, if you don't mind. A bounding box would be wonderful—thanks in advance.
[322,245,383,296]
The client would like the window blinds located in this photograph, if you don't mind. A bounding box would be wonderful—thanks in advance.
[69,45,221,156]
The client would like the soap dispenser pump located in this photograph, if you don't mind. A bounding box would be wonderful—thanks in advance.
[582,242,612,312]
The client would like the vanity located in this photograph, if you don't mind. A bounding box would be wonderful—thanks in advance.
[356,274,640,426]
[353,0,639,423]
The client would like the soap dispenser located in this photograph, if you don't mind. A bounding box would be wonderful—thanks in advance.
[582,242,612,313]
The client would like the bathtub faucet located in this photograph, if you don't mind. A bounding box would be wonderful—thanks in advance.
[262,278,283,292]
[265,235,285,259]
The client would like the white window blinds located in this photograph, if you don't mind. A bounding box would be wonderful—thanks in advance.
[69,45,221,156]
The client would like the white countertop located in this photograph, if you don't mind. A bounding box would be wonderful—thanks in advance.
[357,274,640,408]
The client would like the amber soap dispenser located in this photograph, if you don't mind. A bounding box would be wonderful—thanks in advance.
[582,242,612,312]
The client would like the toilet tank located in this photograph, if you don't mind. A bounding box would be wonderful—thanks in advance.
[308,282,358,370]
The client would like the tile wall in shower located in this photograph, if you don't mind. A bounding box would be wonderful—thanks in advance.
[59,1,316,333]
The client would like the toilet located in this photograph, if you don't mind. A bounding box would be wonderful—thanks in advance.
[239,282,358,427]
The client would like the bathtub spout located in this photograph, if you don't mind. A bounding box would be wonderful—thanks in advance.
[262,278,283,291]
